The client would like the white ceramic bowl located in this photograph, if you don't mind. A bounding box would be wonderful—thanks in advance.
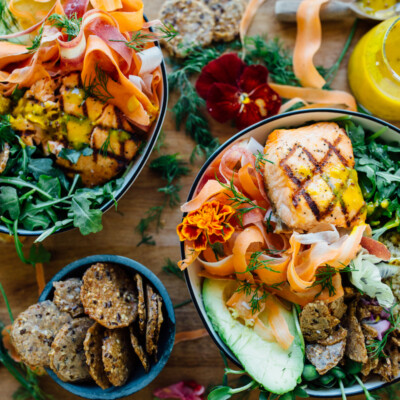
[181,109,400,398]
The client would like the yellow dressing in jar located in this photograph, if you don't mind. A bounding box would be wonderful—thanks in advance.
[348,17,400,121]
[358,0,399,18]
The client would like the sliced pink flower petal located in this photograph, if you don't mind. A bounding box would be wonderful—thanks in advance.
[195,53,245,99]
[154,381,205,400]
[206,83,240,123]
[238,64,269,93]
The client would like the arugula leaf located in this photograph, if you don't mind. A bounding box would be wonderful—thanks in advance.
[0,186,19,219]
[58,146,93,164]
[27,158,57,180]
[70,195,103,235]
[37,176,61,199]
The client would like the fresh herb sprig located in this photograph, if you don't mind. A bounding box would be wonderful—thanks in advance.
[112,23,178,52]
[82,64,114,103]
[168,45,234,161]
[309,264,355,298]
[217,176,266,225]
[26,26,44,53]
[0,0,18,34]
[162,258,184,280]
[255,151,273,173]
[237,251,279,275]
[48,13,82,41]
[135,153,189,245]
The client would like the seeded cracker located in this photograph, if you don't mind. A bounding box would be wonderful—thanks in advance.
[84,322,111,389]
[159,0,215,58]
[49,317,92,382]
[53,278,84,317]
[129,326,150,372]
[204,0,244,42]
[145,285,159,356]
[102,328,132,386]
[81,263,138,329]
[134,273,146,335]
[10,301,72,368]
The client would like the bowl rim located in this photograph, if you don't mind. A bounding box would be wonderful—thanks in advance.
[0,25,169,237]
[39,254,176,400]
[181,108,400,398]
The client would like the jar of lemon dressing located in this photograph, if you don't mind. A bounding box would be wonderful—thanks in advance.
[348,16,400,121]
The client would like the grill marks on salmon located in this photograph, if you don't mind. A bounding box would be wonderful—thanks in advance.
[264,122,366,232]
[5,73,144,187]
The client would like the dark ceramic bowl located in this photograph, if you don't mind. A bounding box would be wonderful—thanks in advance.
[0,28,168,238]
[181,109,400,398]
[39,255,175,400]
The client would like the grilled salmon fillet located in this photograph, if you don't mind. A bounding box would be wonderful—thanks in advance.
[1,73,143,187]
[263,122,366,232]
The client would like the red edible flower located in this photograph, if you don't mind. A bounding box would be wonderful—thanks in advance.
[196,53,281,130]
[154,380,205,400]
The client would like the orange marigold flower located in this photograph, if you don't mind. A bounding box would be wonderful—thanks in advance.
[177,201,235,251]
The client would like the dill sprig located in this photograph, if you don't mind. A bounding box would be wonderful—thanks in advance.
[26,26,44,53]
[100,132,112,157]
[235,282,269,315]
[48,13,82,41]
[0,115,15,151]
[162,258,184,280]
[367,305,400,359]
[236,251,279,275]
[309,264,355,298]
[0,0,18,34]
[135,153,190,245]
[112,23,178,52]
[82,64,114,103]
[168,45,234,161]
[217,175,266,225]
[255,151,273,173]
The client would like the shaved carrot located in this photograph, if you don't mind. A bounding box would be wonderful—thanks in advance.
[255,256,289,285]
[90,0,122,11]
[35,262,46,296]
[232,226,264,281]
[198,254,235,276]
[178,243,200,271]
[361,236,391,261]
[254,318,275,342]
[238,163,267,207]
[174,329,208,345]
[181,180,224,213]
[270,84,357,111]
[2,325,21,362]
[265,295,293,350]
[198,270,236,280]
[293,0,329,89]
[239,0,266,44]
[226,286,266,321]
[110,0,144,32]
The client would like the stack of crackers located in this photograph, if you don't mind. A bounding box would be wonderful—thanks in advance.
[159,0,245,57]
[10,263,164,389]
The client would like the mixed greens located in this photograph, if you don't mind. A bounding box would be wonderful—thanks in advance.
[0,101,124,263]
[341,118,400,239]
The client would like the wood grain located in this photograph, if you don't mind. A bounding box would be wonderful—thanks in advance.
[0,1,397,399]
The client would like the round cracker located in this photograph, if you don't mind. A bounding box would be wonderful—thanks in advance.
[49,317,93,382]
[11,301,72,368]
[84,322,111,389]
[204,0,244,42]
[81,263,138,329]
[159,0,215,58]
[53,278,84,317]
[102,328,132,386]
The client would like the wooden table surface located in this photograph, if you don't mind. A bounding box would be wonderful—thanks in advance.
[0,1,396,399]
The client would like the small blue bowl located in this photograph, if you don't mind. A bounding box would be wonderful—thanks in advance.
[39,255,176,400]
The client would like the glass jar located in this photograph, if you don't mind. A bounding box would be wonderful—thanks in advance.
[348,16,400,121]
